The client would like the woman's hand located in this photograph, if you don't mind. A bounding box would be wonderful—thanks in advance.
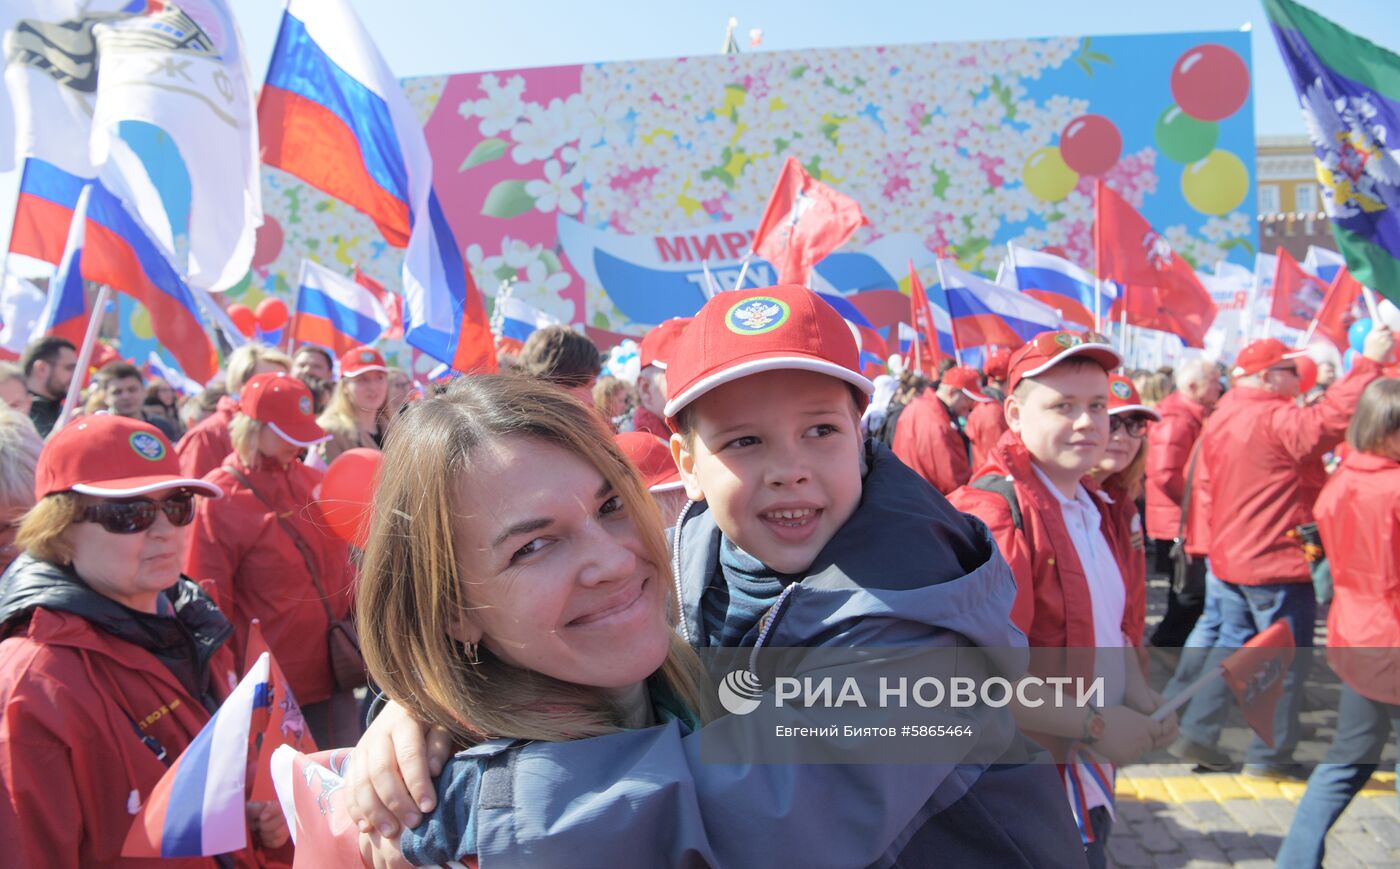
[359,829,414,869]
[246,799,290,850]
[345,699,454,836]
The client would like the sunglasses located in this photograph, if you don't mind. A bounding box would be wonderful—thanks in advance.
[78,491,196,535]
[1109,415,1149,438]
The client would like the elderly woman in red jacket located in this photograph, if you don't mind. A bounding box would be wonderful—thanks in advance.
[1276,378,1400,867]
[186,373,359,747]
[0,415,287,867]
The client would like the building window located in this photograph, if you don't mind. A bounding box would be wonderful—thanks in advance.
[1296,183,1317,213]
[1259,184,1280,214]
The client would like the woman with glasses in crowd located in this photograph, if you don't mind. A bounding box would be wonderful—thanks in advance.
[0,415,288,867]
[1087,374,1161,646]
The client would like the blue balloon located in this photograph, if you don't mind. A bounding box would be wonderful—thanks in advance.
[1343,348,1359,373]
[1349,317,1374,353]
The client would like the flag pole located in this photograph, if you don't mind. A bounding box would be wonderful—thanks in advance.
[1362,286,1383,323]
[53,285,112,436]
[700,260,720,299]
[933,258,961,367]
[733,251,753,291]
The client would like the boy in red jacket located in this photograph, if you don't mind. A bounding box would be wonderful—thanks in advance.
[950,331,1175,864]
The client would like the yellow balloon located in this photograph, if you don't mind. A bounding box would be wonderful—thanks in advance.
[1023,147,1079,202]
[131,305,154,340]
[1181,149,1249,216]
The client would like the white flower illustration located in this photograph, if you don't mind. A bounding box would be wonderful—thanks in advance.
[525,160,584,215]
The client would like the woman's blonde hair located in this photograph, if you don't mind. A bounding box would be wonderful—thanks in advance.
[317,376,389,443]
[226,343,291,394]
[359,374,714,744]
[1101,415,1151,500]
[228,414,264,466]
[16,493,80,564]
[1347,378,1400,454]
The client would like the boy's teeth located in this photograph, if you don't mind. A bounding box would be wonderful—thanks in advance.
[767,508,813,520]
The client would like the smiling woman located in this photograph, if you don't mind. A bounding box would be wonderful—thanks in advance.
[357,373,713,745]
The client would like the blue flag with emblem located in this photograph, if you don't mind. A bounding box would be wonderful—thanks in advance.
[1265,0,1400,305]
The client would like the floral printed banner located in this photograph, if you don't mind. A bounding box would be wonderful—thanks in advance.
[246,30,1255,366]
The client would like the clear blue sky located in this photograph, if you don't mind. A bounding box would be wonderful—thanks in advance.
[2,0,1396,256]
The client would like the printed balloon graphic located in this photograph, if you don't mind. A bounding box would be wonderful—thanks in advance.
[1171,44,1249,122]
[1023,147,1079,202]
[1155,105,1219,164]
[1181,150,1249,216]
[130,306,154,340]
[1059,115,1121,176]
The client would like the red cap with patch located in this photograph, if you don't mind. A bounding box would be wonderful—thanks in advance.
[639,318,691,371]
[35,415,222,500]
[941,366,991,403]
[239,373,330,447]
[662,285,874,418]
[614,432,683,492]
[1107,374,1161,421]
[339,346,388,379]
[1231,338,1308,378]
[1006,331,1121,393]
[984,346,1015,382]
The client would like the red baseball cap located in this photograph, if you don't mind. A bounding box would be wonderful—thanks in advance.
[941,366,991,403]
[1107,374,1161,421]
[35,415,222,500]
[239,373,330,447]
[1006,331,1121,393]
[984,346,1015,382]
[340,346,388,379]
[1231,338,1308,378]
[639,318,692,370]
[662,285,874,418]
[614,432,684,492]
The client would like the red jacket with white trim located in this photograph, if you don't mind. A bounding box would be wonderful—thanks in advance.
[892,390,971,494]
[186,454,354,705]
[1198,358,1382,585]
[1143,391,1208,541]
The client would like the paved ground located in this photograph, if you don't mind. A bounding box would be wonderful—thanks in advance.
[1109,573,1400,868]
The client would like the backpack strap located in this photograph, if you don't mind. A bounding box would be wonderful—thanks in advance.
[970,474,1023,531]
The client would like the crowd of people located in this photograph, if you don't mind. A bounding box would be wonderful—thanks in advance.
[0,283,1396,868]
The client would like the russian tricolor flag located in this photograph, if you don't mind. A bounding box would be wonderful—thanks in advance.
[495,295,559,352]
[80,180,219,384]
[33,185,94,347]
[123,654,272,858]
[259,0,496,374]
[1007,244,1115,330]
[8,157,87,267]
[938,260,1066,348]
[293,258,391,356]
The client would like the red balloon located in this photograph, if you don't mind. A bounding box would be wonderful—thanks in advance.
[251,217,284,270]
[319,448,382,548]
[1041,245,1069,260]
[1059,115,1122,176]
[228,303,257,338]
[1171,44,1249,122]
[256,297,290,332]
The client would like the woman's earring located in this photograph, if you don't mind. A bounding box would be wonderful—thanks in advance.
[464,640,480,665]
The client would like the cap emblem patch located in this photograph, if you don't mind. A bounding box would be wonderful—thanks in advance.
[1111,380,1133,400]
[129,432,166,462]
[726,297,790,335]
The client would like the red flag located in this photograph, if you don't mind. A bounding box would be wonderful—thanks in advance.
[1269,248,1328,331]
[1220,620,1296,748]
[1094,181,1217,348]
[246,621,317,805]
[1314,267,1366,351]
[353,264,404,340]
[451,268,500,375]
[907,261,943,376]
[752,157,868,285]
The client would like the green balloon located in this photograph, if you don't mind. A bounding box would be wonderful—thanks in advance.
[1155,105,1218,164]
[228,270,253,297]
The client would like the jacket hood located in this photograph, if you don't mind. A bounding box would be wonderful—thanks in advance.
[674,439,1025,653]
[0,554,233,703]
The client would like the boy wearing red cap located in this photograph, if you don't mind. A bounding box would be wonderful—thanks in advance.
[949,331,1175,861]
[631,317,689,438]
[1165,328,1392,779]
[966,347,1014,471]
[891,365,990,494]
